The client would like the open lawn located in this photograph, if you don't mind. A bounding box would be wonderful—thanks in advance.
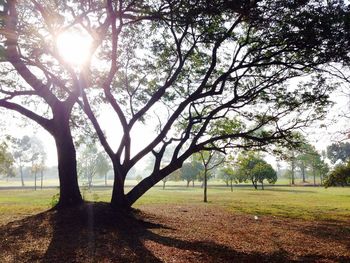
[0,185,349,262]
[0,185,349,225]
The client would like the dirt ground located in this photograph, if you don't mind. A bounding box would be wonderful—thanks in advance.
[0,203,349,262]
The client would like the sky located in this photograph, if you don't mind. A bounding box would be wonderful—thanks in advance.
[1,86,349,170]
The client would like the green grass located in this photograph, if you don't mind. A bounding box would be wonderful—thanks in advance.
[0,185,349,224]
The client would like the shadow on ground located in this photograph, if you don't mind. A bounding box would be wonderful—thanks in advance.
[0,202,349,262]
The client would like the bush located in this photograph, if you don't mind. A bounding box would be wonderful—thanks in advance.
[50,193,60,207]
[324,162,350,187]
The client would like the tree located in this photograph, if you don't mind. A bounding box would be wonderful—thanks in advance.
[28,137,46,191]
[236,152,277,190]
[218,167,243,192]
[250,162,277,190]
[294,142,329,185]
[95,152,112,187]
[219,153,246,191]
[326,142,350,164]
[324,161,350,187]
[12,136,31,187]
[296,143,316,183]
[197,151,224,202]
[0,141,15,180]
[77,144,100,189]
[180,160,203,188]
[1,1,349,209]
[80,1,346,208]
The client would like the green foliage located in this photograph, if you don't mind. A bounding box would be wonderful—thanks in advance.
[324,161,350,187]
[95,152,112,178]
[77,143,110,188]
[180,159,203,186]
[0,141,15,178]
[327,142,350,164]
[50,193,60,208]
[236,152,277,189]
[218,166,246,191]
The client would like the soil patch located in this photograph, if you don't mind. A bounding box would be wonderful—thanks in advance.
[0,202,349,262]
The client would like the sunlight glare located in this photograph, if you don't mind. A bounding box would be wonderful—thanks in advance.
[56,29,92,67]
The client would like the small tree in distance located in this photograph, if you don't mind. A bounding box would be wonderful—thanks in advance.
[236,152,277,190]
[0,141,15,180]
[197,151,225,202]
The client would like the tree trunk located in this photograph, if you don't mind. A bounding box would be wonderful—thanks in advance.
[230,180,233,192]
[105,173,108,186]
[163,181,166,190]
[187,180,190,187]
[40,170,43,190]
[301,164,306,182]
[261,181,264,190]
[53,117,82,208]
[192,180,194,187]
[110,164,128,209]
[34,172,37,191]
[252,179,258,190]
[204,171,208,203]
[291,162,295,185]
[20,165,24,187]
[126,163,182,207]
[312,167,316,186]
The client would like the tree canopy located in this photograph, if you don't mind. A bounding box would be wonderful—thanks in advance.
[1,0,350,208]
[327,142,350,164]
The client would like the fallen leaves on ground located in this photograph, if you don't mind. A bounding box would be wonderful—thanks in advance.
[0,202,349,262]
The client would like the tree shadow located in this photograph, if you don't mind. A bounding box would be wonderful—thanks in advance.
[1,202,348,262]
[42,202,291,263]
[264,188,316,194]
[296,220,350,248]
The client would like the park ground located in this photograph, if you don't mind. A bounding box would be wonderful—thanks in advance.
[0,184,349,262]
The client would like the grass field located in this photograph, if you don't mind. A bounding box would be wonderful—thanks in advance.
[0,184,349,225]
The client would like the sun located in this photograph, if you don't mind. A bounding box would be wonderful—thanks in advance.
[56,29,92,67]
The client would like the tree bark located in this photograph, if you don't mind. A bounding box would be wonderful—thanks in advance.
[110,164,128,208]
[53,112,82,208]
[291,161,295,185]
[313,169,316,186]
[230,180,233,192]
[40,170,43,190]
[301,164,306,182]
[34,172,37,191]
[126,163,182,207]
[252,179,258,190]
[261,181,264,190]
[204,171,208,203]
[20,164,24,187]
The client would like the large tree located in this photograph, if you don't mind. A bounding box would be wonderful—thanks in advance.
[1,1,349,209]
[80,0,347,208]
